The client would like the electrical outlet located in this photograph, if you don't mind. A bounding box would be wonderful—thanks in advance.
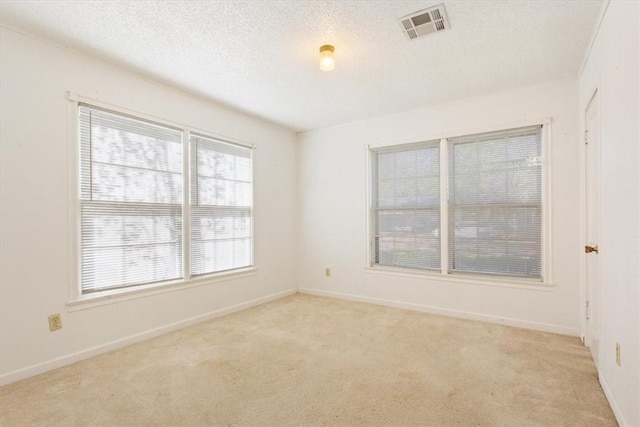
[48,314,62,332]
[325,268,331,277]
[615,343,621,366]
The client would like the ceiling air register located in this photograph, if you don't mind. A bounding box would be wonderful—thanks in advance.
[399,4,450,40]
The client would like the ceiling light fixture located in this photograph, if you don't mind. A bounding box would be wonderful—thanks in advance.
[319,45,335,72]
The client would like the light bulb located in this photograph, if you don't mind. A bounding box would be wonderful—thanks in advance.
[319,45,335,72]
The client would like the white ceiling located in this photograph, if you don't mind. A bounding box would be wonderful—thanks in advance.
[0,1,602,131]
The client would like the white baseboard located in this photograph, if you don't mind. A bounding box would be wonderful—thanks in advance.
[0,288,296,386]
[599,371,629,427]
[298,288,580,336]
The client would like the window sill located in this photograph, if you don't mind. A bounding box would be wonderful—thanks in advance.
[364,265,554,292]
[67,267,258,312]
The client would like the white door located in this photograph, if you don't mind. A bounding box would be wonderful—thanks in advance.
[585,90,601,367]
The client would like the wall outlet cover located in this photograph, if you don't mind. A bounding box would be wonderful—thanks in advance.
[48,314,62,332]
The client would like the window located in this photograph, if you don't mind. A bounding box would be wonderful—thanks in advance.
[190,134,252,276]
[448,127,542,277]
[370,125,543,281]
[79,104,253,295]
[371,141,440,270]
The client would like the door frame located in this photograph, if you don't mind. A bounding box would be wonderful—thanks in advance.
[580,85,601,355]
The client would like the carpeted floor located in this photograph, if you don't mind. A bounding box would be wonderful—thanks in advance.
[0,294,616,426]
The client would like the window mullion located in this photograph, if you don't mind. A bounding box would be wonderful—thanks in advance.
[440,138,449,275]
[182,130,191,281]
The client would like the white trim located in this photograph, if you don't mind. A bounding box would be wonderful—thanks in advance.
[599,372,629,427]
[182,129,191,281]
[298,288,578,336]
[579,84,601,345]
[67,98,81,302]
[364,144,373,267]
[439,138,448,275]
[67,268,258,311]
[541,118,554,284]
[578,83,599,341]
[249,142,256,269]
[0,288,296,386]
[365,265,554,292]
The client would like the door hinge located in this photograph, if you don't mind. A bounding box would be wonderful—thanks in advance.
[584,130,588,145]
[586,300,590,320]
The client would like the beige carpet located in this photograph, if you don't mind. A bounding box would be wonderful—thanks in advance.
[0,294,616,426]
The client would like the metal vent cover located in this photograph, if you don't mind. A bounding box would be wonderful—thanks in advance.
[399,4,449,40]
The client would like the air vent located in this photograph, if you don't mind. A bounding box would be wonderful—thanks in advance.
[399,4,449,40]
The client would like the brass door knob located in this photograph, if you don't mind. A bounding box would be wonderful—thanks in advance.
[585,245,599,254]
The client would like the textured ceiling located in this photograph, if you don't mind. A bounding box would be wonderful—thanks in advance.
[0,1,602,131]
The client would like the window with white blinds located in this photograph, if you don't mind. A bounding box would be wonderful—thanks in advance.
[190,135,252,276]
[448,126,542,278]
[370,125,544,281]
[371,141,441,270]
[78,104,253,295]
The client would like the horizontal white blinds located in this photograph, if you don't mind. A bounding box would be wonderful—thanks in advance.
[448,125,542,278]
[190,135,252,276]
[79,105,183,293]
[371,141,440,270]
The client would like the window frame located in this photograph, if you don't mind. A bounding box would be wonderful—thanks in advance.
[370,140,442,271]
[189,132,254,277]
[366,119,553,288]
[67,93,256,306]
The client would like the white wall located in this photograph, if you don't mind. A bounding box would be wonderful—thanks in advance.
[297,79,582,335]
[0,27,298,384]
[579,2,640,425]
